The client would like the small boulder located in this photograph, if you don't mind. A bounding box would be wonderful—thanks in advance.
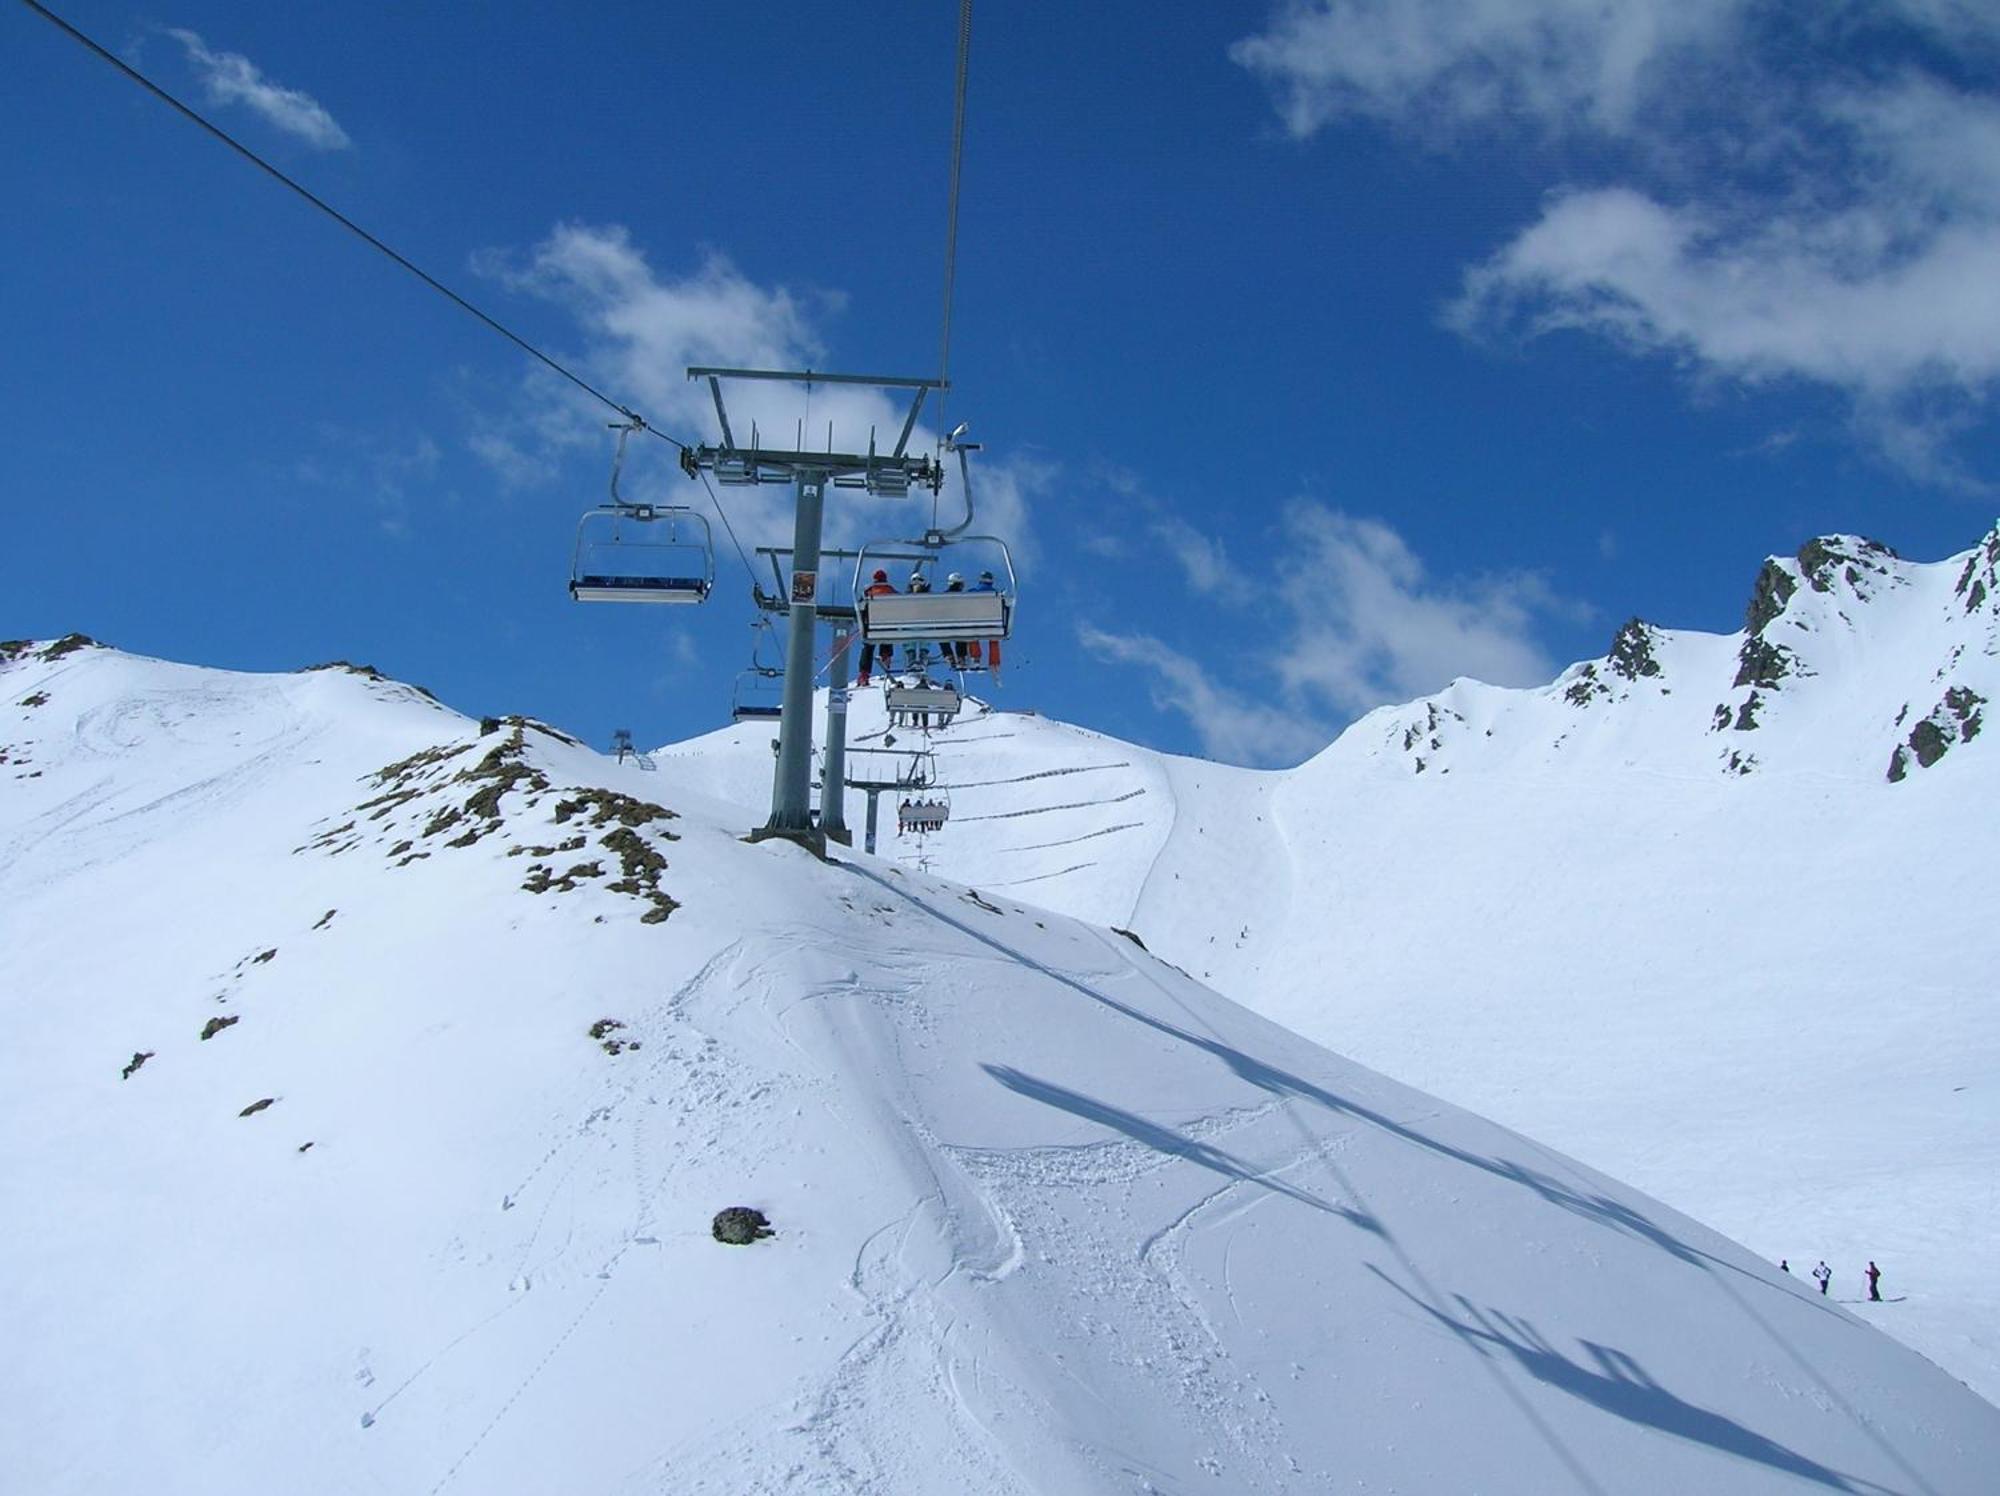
[712,1206,774,1245]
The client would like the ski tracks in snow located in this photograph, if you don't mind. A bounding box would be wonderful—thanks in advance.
[402,943,768,1492]
[940,1107,1300,1488]
[2,681,323,893]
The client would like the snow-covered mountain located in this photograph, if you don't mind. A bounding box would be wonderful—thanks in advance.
[6,635,1998,1493]
[663,524,2000,1407]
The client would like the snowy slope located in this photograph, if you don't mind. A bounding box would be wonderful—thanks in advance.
[661,526,2000,1405]
[5,639,1998,1494]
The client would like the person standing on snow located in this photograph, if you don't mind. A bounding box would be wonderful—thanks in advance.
[1866,1261,1883,1301]
[1779,1259,1791,1274]
[1813,1261,1832,1296]
[857,570,897,686]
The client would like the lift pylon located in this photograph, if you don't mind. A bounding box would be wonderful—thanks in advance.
[683,368,944,856]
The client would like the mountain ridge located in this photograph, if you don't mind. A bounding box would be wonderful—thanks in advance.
[6,633,2000,1492]
[656,520,2000,1405]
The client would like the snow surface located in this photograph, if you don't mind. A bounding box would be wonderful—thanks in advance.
[663,530,2000,1409]
[5,635,1998,1493]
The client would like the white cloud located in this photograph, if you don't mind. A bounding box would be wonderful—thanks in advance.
[478,223,1038,561]
[1095,502,1574,763]
[1230,0,1746,139]
[1151,514,1255,603]
[167,30,350,150]
[1077,624,1330,767]
[1270,503,1566,715]
[1447,171,2000,488]
[1235,3,2000,485]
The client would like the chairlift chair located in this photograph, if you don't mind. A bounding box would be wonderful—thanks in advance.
[896,793,951,835]
[569,419,715,604]
[570,505,715,603]
[731,618,786,722]
[853,537,1016,645]
[732,672,784,722]
[893,750,948,834]
[884,677,962,728]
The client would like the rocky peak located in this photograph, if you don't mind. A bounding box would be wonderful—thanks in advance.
[1744,559,1799,635]
[0,634,104,669]
[1796,535,1898,598]
[1887,687,1986,783]
[1953,521,2000,616]
[1607,618,1664,682]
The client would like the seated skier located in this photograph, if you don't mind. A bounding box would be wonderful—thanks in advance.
[857,570,897,686]
[969,569,1001,671]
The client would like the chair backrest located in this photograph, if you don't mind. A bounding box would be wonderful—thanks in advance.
[860,591,1009,642]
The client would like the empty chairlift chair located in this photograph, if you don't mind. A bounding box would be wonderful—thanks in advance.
[732,670,784,722]
[732,618,786,722]
[569,417,716,604]
[569,505,714,604]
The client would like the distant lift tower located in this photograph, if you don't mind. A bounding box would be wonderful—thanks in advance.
[682,367,945,856]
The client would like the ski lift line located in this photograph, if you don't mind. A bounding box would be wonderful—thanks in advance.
[694,466,760,590]
[20,0,687,452]
[932,0,972,532]
[934,0,974,470]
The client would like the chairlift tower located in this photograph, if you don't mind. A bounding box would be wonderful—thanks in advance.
[683,367,945,856]
[843,745,941,855]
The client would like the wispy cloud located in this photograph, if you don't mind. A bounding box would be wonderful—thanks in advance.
[1270,503,1570,716]
[291,427,439,537]
[476,222,1039,557]
[166,29,350,150]
[1230,0,1747,140]
[1090,501,1576,764]
[1151,513,1255,604]
[1234,2,2000,486]
[1078,623,1329,767]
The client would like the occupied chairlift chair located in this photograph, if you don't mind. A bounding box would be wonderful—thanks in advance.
[893,748,948,834]
[884,676,962,728]
[856,546,1015,646]
[853,431,1017,656]
[569,420,715,605]
[897,791,951,835]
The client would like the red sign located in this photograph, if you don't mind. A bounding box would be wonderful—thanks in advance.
[791,570,818,604]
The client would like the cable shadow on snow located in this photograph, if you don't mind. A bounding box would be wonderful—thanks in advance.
[1366,1268,1908,1496]
[981,1063,1382,1233]
[840,863,1943,1496]
[844,856,1724,1275]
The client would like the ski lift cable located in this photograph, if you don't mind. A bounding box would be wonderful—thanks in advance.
[692,466,760,590]
[20,0,687,453]
[932,0,973,531]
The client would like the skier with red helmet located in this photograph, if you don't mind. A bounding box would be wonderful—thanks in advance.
[856,569,897,685]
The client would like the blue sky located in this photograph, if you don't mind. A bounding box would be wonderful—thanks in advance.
[7,1,2000,766]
